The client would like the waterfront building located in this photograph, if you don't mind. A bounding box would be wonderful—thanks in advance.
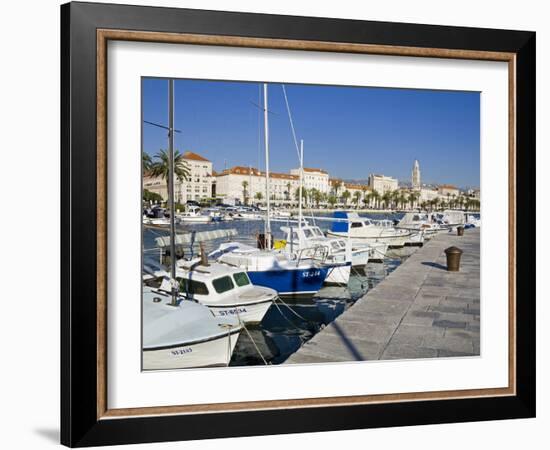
[215,166,299,205]
[368,173,399,195]
[438,184,460,198]
[290,167,330,194]
[412,159,421,189]
[143,151,214,204]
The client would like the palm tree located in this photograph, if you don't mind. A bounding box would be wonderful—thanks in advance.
[382,191,392,210]
[312,189,323,207]
[142,152,152,172]
[353,191,362,209]
[398,193,407,210]
[332,180,343,201]
[149,149,190,206]
[285,182,292,201]
[327,195,337,208]
[255,191,263,204]
[342,190,351,206]
[363,192,372,209]
[241,181,249,205]
[371,190,380,209]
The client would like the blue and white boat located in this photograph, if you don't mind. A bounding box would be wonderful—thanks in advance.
[210,242,334,296]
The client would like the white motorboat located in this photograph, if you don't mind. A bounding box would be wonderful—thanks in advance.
[327,212,413,248]
[395,212,444,237]
[172,259,277,324]
[143,216,170,227]
[434,210,466,230]
[279,224,373,284]
[464,212,481,228]
[177,205,213,223]
[142,286,242,370]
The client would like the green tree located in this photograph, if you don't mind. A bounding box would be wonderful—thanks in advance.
[143,189,162,204]
[327,195,337,208]
[382,191,392,210]
[255,191,263,203]
[342,190,351,206]
[149,149,190,208]
[371,190,380,209]
[332,180,343,201]
[142,152,152,172]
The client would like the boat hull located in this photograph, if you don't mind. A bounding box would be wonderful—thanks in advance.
[202,299,273,324]
[324,264,351,285]
[247,267,330,296]
[143,329,239,370]
[327,231,409,248]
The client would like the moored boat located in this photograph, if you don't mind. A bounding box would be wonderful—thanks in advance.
[142,286,242,370]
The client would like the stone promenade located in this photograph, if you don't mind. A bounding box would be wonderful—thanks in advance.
[285,228,480,364]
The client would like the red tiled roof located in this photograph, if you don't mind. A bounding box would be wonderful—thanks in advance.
[438,184,458,190]
[218,166,298,180]
[303,167,328,174]
[182,151,210,162]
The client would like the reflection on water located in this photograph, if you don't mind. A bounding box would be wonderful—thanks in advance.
[142,212,413,366]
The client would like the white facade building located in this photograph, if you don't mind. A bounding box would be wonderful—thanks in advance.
[143,151,214,203]
[368,174,399,195]
[215,166,299,204]
[290,167,330,193]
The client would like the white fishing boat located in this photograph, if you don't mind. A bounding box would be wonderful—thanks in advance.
[143,216,170,227]
[434,210,466,230]
[464,212,481,228]
[395,212,444,237]
[172,258,277,324]
[177,205,213,223]
[142,286,242,370]
[327,212,413,248]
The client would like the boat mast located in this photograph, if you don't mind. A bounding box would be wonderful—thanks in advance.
[168,79,178,306]
[263,83,272,248]
[298,139,304,230]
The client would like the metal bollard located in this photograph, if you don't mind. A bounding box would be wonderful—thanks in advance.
[444,246,463,272]
[457,226,464,236]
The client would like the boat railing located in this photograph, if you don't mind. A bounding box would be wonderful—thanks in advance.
[295,245,329,266]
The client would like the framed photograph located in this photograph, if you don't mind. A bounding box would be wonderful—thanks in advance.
[61,1,535,447]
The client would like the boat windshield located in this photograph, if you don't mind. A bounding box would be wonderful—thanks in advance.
[312,228,324,237]
[303,229,314,238]
[178,278,209,296]
[213,276,235,294]
[233,272,250,287]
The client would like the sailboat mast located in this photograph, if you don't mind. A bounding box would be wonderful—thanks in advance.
[263,83,271,247]
[298,139,304,229]
[168,79,177,305]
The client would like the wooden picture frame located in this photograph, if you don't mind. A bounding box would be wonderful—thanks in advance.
[61,1,535,447]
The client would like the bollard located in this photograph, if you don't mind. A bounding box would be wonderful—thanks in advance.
[444,246,463,271]
[457,226,464,236]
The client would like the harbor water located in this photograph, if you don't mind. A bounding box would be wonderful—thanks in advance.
[143,213,416,366]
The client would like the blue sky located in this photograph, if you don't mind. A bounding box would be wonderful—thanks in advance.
[142,78,480,187]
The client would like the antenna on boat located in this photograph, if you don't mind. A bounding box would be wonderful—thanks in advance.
[168,79,178,306]
[263,83,272,249]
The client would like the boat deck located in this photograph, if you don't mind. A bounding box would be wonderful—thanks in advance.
[285,227,480,364]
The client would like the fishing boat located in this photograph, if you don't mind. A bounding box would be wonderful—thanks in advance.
[177,205,213,223]
[327,212,413,248]
[433,210,466,230]
[280,225,351,285]
[210,242,335,296]
[171,257,277,324]
[142,286,242,370]
[395,212,444,237]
